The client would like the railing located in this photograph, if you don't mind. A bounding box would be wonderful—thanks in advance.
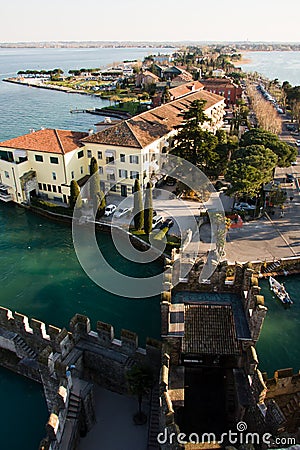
[0,192,12,202]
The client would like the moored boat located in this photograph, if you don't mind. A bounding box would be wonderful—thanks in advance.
[269,276,293,305]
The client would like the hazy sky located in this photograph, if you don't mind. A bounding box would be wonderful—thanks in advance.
[1,0,300,43]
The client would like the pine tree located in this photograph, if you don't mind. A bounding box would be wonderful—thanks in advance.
[144,182,153,234]
[69,179,82,209]
[96,191,107,219]
[90,156,100,211]
[133,179,144,230]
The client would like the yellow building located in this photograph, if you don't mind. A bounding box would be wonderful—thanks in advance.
[0,89,225,204]
[0,129,87,204]
[82,89,225,196]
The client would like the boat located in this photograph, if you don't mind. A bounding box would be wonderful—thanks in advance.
[269,276,293,305]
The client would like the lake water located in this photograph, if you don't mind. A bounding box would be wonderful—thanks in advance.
[240,50,300,86]
[0,46,299,449]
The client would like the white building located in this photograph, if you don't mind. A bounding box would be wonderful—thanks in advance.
[0,129,87,204]
[0,89,225,205]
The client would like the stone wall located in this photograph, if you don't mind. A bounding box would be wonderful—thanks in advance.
[0,308,161,450]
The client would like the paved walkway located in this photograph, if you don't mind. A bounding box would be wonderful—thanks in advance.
[78,387,148,450]
[225,179,300,264]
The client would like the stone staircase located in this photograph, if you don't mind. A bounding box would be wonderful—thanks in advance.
[261,261,281,274]
[67,392,81,420]
[147,383,160,450]
[13,335,37,359]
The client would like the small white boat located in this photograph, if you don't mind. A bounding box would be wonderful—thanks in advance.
[269,276,293,305]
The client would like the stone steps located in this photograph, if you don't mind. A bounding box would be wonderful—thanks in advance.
[14,335,37,359]
[67,393,81,420]
[147,384,160,450]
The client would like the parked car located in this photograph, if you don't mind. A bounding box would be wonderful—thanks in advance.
[152,215,164,228]
[160,218,174,229]
[295,140,300,147]
[234,202,255,211]
[291,161,298,166]
[114,207,132,218]
[104,204,117,216]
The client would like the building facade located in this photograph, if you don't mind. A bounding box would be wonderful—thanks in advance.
[82,89,225,196]
[0,129,87,204]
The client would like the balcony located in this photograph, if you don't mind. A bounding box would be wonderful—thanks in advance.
[0,184,12,202]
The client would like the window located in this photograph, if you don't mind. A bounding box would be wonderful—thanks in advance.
[47,184,52,192]
[58,186,62,194]
[77,150,84,159]
[50,156,59,164]
[38,183,42,190]
[143,154,148,163]
[52,185,57,193]
[43,183,47,191]
[107,173,115,181]
[120,154,125,162]
[80,166,83,174]
[106,156,115,164]
[52,172,57,181]
[99,166,103,174]
[4,171,9,178]
[71,171,74,179]
[119,169,128,178]
[97,151,102,159]
[87,150,92,158]
[110,184,116,192]
[35,154,43,162]
[130,171,139,179]
[129,155,139,164]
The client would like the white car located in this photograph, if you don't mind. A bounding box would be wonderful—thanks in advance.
[114,207,132,218]
[234,202,255,211]
[152,215,164,228]
[296,140,300,147]
[104,204,117,216]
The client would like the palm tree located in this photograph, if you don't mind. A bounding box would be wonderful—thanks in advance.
[126,364,153,424]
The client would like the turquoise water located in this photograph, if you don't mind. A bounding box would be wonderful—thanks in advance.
[257,275,300,377]
[0,202,161,450]
[240,50,300,86]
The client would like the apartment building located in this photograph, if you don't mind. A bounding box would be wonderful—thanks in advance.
[82,89,225,196]
[0,89,225,205]
[0,129,87,204]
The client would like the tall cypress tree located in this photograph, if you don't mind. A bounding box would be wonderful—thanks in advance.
[69,179,82,209]
[144,182,153,235]
[90,156,100,211]
[133,179,144,230]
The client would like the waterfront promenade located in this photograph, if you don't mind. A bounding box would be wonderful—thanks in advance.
[226,179,300,264]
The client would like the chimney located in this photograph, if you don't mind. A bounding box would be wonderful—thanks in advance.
[88,129,94,136]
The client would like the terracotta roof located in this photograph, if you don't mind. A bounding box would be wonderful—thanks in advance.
[83,89,224,148]
[201,78,238,89]
[0,129,87,154]
[142,70,160,82]
[182,304,240,355]
[169,81,204,99]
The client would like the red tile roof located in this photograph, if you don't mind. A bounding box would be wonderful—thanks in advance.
[169,81,204,99]
[0,129,88,154]
[83,89,224,149]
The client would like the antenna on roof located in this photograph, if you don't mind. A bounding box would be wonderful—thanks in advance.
[29,129,35,133]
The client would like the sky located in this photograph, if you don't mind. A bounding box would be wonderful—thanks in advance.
[1,0,300,43]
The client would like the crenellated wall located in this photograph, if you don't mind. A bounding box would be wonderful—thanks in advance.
[0,308,161,450]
